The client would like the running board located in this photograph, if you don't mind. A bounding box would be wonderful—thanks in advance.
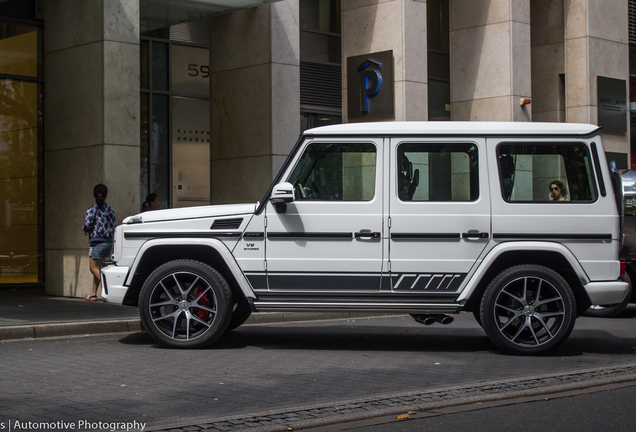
[252,301,462,314]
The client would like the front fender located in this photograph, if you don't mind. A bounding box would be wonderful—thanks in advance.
[126,238,256,300]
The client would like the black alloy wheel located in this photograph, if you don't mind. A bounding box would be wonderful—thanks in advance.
[139,260,233,348]
[480,265,576,355]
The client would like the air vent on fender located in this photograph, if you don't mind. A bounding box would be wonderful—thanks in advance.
[211,218,243,230]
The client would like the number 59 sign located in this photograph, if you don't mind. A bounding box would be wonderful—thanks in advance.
[188,64,210,78]
[172,45,210,96]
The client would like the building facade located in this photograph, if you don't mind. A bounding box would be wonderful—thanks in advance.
[0,0,631,297]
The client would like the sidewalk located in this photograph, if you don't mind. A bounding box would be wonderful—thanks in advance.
[0,287,390,341]
[0,287,141,340]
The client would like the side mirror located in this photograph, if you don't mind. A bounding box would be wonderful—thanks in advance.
[270,182,295,204]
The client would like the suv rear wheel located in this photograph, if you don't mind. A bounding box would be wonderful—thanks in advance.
[480,265,576,355]
[139,260,233,348]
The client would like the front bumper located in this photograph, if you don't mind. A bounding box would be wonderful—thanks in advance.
[101,264,130,305]
[584,280,630,305]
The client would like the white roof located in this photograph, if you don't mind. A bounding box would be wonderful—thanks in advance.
[306,121,600,136]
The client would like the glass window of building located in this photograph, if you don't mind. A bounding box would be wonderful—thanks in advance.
[0,16,43,285]
[140,20,210,210]
[300,0,342,131]
[427,0,450,121]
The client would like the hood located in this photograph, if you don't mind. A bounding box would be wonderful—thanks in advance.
[123,203,257,224]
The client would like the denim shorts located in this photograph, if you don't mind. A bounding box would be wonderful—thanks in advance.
[89,241,112,259]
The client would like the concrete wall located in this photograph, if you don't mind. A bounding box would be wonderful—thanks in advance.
[450,0,532,121]
[209,0,300,204]
[564,0,629,153]
[44,0,140,297]
[531,0,565,122]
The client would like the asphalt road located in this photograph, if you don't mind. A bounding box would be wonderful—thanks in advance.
[328,383,636,432]
[2,307,636,431]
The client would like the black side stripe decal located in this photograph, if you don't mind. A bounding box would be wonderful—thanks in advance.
[391,233,460,240]
[268,232,353,239]
[246,273,267,290]
[493,233,611,240]
[267,274,380,291]
[392,273,466,292]
[124,232,241,239]
[243,232,265,238]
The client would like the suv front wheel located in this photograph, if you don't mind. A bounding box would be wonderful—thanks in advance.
[139,260,233,348]
[480,265,576,355]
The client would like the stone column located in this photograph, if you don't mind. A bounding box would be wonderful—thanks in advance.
[565,0,629,153]
[450,0,531,121]
[44,0,140,297]
[342,0,428,122]
[530,0,565,122]
[209,1,300,204]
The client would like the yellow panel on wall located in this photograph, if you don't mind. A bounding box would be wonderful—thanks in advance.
[0,128,38,179]
[0,29,38,77]
[0,176,38,226]
[0,79,39,132]
[0,224,40,283]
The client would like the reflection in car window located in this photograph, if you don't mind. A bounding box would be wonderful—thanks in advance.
[497,143,597,202]
[288,143,376,201]
[397,143,479,202]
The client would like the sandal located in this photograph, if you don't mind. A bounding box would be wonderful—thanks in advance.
[84,295,98,301]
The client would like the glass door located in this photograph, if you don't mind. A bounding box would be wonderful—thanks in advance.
[0,21,43,284]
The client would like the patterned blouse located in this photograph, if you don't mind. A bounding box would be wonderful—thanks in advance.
[82,203,116,243]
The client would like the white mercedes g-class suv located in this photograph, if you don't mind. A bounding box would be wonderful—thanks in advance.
[102,122,628,355]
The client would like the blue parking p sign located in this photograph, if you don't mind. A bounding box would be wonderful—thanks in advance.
[610,160,618,173]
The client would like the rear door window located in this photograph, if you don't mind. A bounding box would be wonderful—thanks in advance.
[497,143,597,202]
[397,142,479,202]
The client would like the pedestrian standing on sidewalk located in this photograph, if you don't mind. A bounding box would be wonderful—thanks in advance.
[82,184,116,301]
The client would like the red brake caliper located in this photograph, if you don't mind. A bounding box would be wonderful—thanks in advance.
[196,285,210,321]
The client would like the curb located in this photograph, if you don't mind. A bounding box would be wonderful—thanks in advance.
[0,319,143,341]
[0,312,399,341]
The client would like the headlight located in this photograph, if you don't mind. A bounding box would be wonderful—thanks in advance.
[111,226,123,262]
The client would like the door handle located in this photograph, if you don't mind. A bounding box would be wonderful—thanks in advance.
[355,231,381,239]
[462,231,489,239]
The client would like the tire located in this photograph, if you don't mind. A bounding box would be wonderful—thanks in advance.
[472,310,482,328]
[139,260,233,348]
[480,265,576,355]
[226,302,252,332]
[584,273,632,318]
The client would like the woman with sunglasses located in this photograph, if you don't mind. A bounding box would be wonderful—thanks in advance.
[549,180,568,201]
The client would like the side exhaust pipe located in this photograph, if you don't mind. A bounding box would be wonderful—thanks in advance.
[412,314,454,326]
[436,315,454,325]
[412,315,436,325]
